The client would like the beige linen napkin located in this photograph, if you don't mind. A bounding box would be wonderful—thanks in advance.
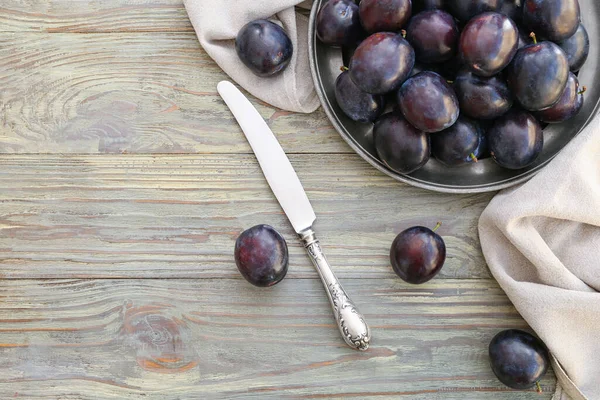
[479,117,600,399]
[183,0,320,113]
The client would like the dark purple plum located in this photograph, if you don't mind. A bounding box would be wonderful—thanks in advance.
[536,72,585,123]
[506,39,569,111]
[459,12,519,77]
[234,224,288,287]
[359,0,412,33]
[335,70,386,123]
[349,32,415,94]
[390,224,446,284]
[431,116,486,166]
[449,0,500,22]
[413,0,446,12]
[406,10,459,63]
[374,113,430,174]
[397,71,459,132]
[498,0,522,23]
[488,109,543,169]
[316,0,363,47]
[454,69,513,119]
[523,0,580,41]
[557,24,590,72]
[489,329,550,391]
[235,20,293,77]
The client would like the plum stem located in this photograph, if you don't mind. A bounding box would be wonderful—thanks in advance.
[536,381,542,394]
[447,80,454,84]
[529,32,537,44]
[340,66,349,72]
[432,222,442,232]
[470,153,478,163]
[578,86,587,95]
[400,29,407,38]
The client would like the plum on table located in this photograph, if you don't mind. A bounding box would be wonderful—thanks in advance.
[390,224,446,284]
[335,70,386,123]
[506,36,569,111]
[349,32,415,94]
[406,10,459,63]
[431,116,486,166]
[374,112,430,174]
[557,23,590,72]
[536,72,585,123]
[235,20,293,77]
[316,0,363,47]
[454,69,513,119]
[523,0,580,41]
[459,12,519,77]
[488,109,543,169]
[397,71,459,133]
[359,0,412,33]
[234,225,289,287]
[489,329,550,392]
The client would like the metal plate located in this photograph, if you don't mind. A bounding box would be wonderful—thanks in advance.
[308,0,600,193]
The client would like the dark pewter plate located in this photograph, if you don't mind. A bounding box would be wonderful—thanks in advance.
[308,0,600,193]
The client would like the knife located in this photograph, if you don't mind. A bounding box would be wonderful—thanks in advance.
[217,81,371,351]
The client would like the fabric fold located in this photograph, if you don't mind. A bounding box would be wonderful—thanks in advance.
[184,0,320,113]
[479,117,600,400]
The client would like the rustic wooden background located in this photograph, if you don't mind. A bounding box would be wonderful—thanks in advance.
[0,1,556,398]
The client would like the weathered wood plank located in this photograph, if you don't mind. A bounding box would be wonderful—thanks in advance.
[0,32,345,154]
[0,279,555,399]
[0,0,311,34]
[0,1,191,33]
[0,154,494,279]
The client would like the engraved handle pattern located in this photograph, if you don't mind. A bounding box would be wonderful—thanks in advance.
[300,229,371,351]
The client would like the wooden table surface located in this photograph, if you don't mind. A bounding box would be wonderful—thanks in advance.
[0,1,556,398]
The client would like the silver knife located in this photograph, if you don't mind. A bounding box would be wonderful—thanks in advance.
[217,81,371,351]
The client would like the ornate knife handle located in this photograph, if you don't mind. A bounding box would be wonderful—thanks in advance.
[299,228,371,351]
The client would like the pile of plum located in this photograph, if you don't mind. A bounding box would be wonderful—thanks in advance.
[317,0,589,173]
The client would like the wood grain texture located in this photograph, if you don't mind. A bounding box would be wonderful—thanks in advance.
[0,279,555,399]
[0,154,493,279]
[0,1,191,33]
[0,32,345,154]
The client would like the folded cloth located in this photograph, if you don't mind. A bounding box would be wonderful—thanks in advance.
[479,117,600,399]
[183,0,320,113]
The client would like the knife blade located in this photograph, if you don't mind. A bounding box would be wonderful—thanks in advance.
[216,81,315,234]
[217,81,371,351]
